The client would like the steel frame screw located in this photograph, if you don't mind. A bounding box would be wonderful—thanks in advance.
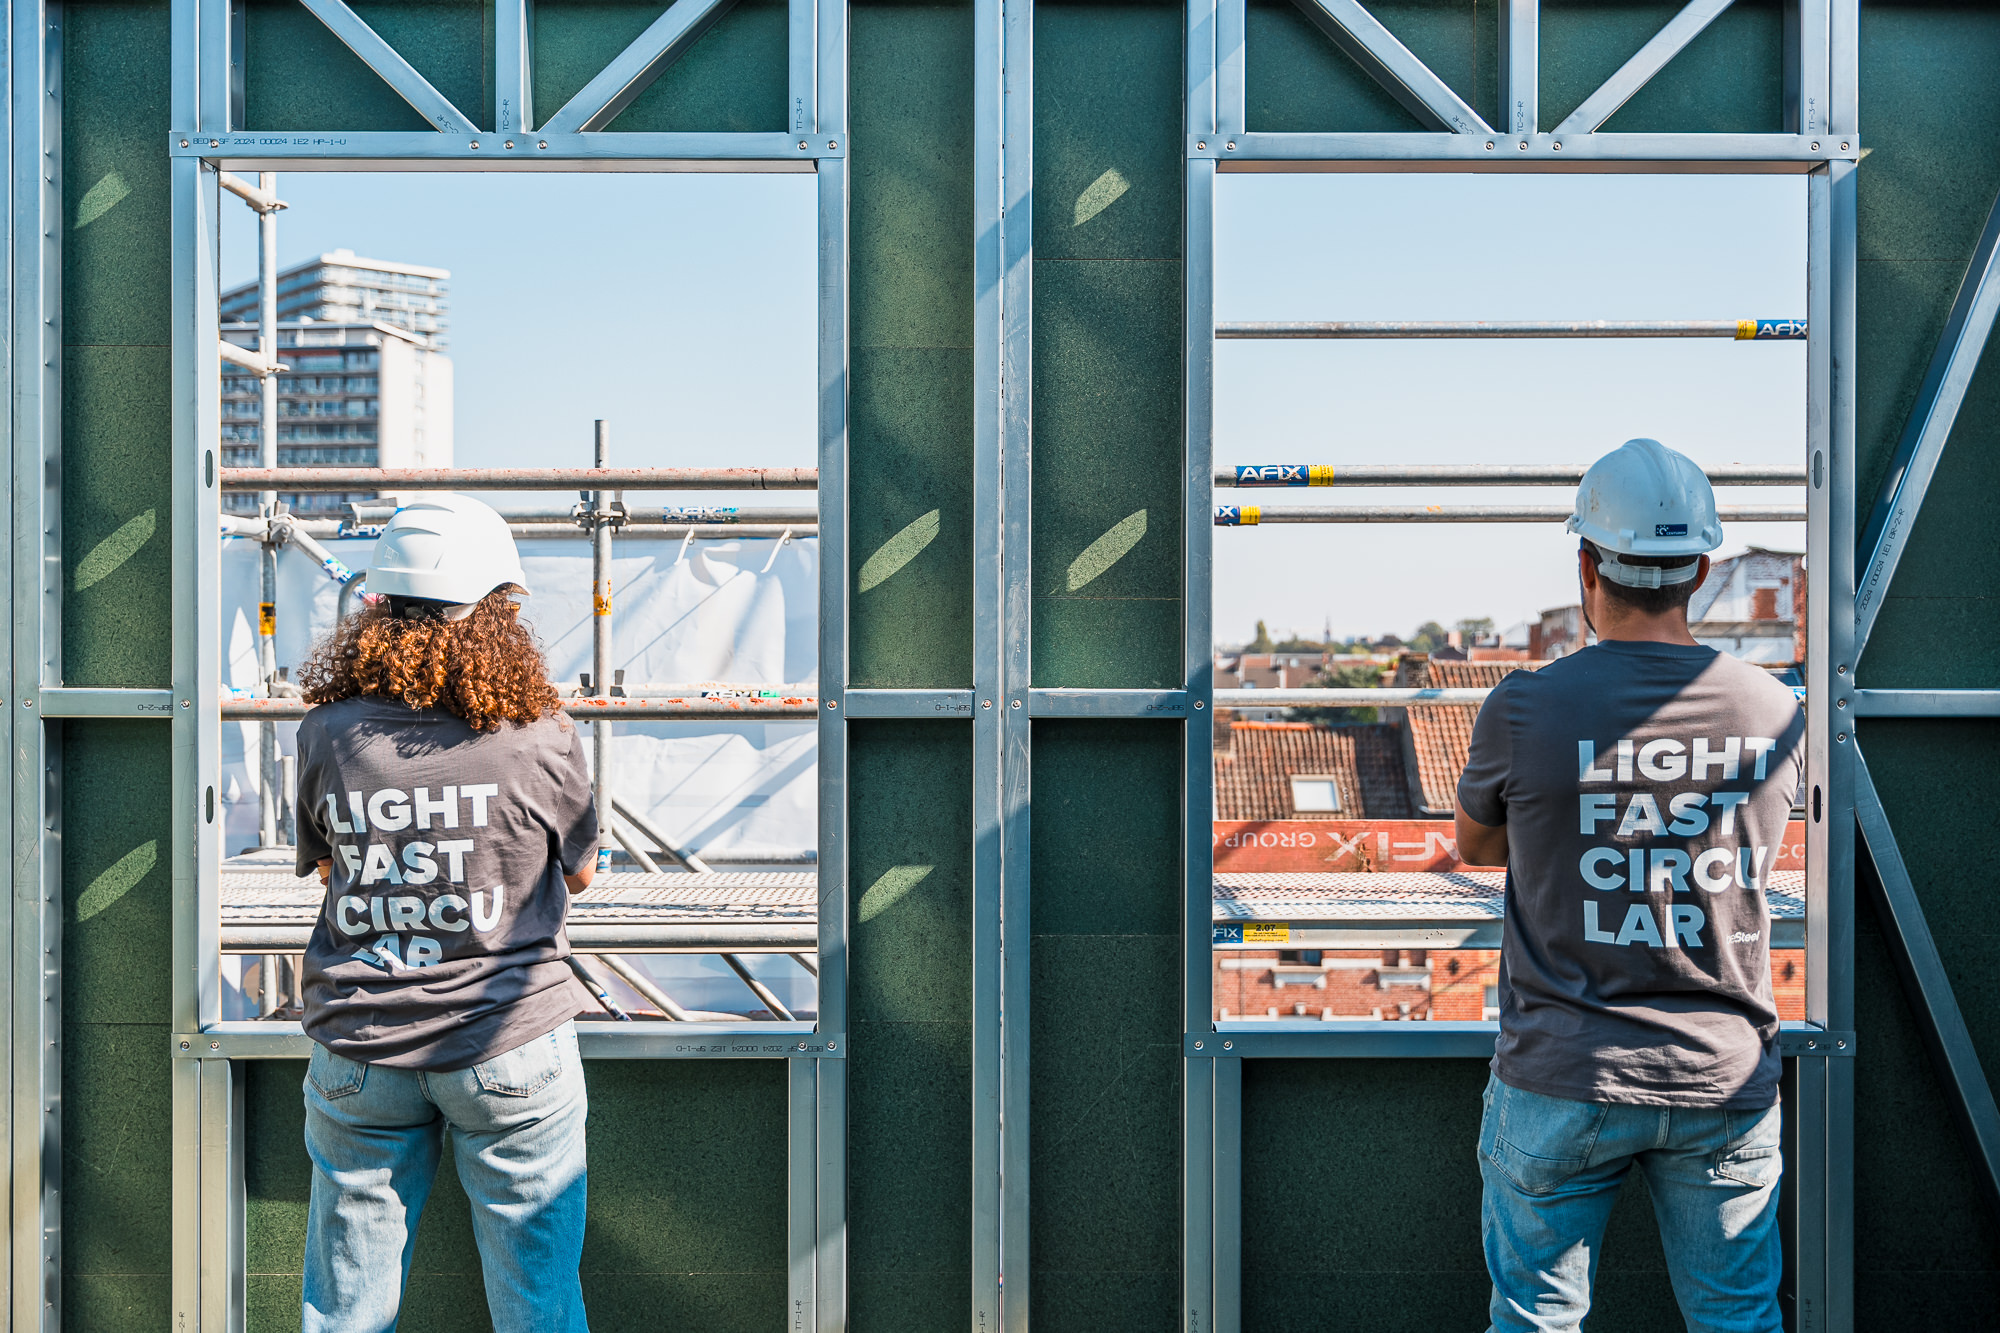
[981,699,992,709]
[1836,1039,1847,1049]
[1222,1040,1233,1050]
[179,1040,190,1051]
[1010,699,1021,709]
[469,141,481,150]
[799,140,809,150]
[1836,732,1847,743]
[1518,141,1529,151]
[209,1040,220,1051]
[1193,1040,1203,1050]
[827,140,837,150]
[1193,700,1205,710]
[1551,141,1563,151]
[504,140,515,149]
[826,699,838,709]
[538,140,549,150]
[1840,141,1850,151]
[179,138,190,148]
[1196,140,1206,151]
[1484,141,1495,151]
[826,1041,836,1051]
[1836,698,1847,709]
[209,139,219,147]
[1225,140,1236,151]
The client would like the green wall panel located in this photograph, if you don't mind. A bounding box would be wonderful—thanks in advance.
[1030,721,1182,1328]
[849,0,976,687]
[847,720,975,1329]
[62,723,175,1325]
[65,1,173,687]
[1033,1,1183,690]
[244,1057,789,1330]
[531,0,788,132]
[1853,8,2000,683]
[244,0,485,133]
[1540,0,1782,134]
[1241,1060,1687,1333]
[1247,0,1493,134]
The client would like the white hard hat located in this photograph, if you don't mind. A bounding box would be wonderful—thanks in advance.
[1566,439,1722,589]
[367,494,529,614]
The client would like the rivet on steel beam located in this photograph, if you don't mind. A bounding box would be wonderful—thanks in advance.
[982,699,992,709]
[22,698,32,708]
[1841,141,1850,152]
[1484,141,1494,151]
[1196,141,1206,151]
[826,1041,836,1051]
[1836,698,1847,709]
[1225,141,1236,151]
[181,699,191,708]
[1010,699,1021,709]
[1518,141,1528,151]
[210,1040,220,1050]
[180,138,190,148]
[797,1042,807,1051]
[179,1039,190,1051]
[1552,141,1563,151]
[538,141,548,150]
[826,699,838,709]
[1836,732,1847,743]
[799,140,809,150]
[209,139,219,147]
[469,141,481,150]
[1837,1039,1847,1049]
[1810,141,1820,151]
[1836,664,1847,675]
[504,140,515,149]
[1807,1038,1818,1049]
[1193,700,1205,710]
[1193,1040,1203,1050]
[1223,1040,1233,1050]
[827,140,837,150]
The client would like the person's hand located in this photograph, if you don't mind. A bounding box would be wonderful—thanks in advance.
[316,858,332,885]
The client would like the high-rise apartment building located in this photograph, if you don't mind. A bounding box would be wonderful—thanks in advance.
[219,248,449,348]
[220,320,454,516]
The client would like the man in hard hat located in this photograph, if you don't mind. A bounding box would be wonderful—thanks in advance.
[1454,439,1806,1333]
[290,494,598,1332]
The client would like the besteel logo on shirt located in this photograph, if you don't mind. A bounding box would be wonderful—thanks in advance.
[1573,736,1780,952]
[318,783,511,972]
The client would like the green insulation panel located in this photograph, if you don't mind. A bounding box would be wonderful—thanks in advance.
[240,1058,789,1330]
[849,0,977,688]
[1030,720,1184,1327]
[1240,1059,1706,1333]
[1032,2,1183,689]
[846,721,975,1328]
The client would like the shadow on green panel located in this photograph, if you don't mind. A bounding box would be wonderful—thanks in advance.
[244,0,484,132]
[1242,1060,1682,1333]
[243,1058,787,1330]
[532,0,787,132]
[849,721,974,1329]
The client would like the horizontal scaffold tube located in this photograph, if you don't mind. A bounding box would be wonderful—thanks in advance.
[1218,463,1806,487]
[347,503,818,525]
[1215,504,1805,525]
[222,924,818,951]
[218,466,819,492]
[1216,318,1807,340]
[272,520,817,542]
[1216,688,1490,706]
[222,696,820,721]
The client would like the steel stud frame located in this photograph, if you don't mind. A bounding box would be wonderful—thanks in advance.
[10,0,2000,1329]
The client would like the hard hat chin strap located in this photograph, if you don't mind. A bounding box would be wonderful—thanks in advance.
[1594,551,1701,589]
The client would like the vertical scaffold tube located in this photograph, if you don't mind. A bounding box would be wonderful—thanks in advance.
[257,171,282,848]
[592,420,613,862]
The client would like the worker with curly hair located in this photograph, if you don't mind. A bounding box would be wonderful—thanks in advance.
[291,493,597,1333]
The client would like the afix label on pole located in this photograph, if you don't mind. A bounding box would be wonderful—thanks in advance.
[1736,318,1808,340]
[1214,505,1261,526]
[1234,464,1338,486]
[1212,819,1808,873]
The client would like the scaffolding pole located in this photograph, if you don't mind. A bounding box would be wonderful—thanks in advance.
[219,465,820,492]
[1214,503,1806,525]
[591,420,615,867]
[256,171,282,848]
[1217,463,1806,487]
[1215,317,1808,340]
[223,696,820,721]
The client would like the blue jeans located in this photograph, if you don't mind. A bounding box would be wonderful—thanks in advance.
[1478,1074,1782,1333]
[302,1021,590,1333]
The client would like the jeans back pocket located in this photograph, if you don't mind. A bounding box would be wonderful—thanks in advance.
[472,1027,567,1097]
[1485,1080,1610,1197]
[306,1043,367,1100]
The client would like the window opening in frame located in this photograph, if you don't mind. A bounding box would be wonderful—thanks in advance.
[1208,171,1811,1027]
[210,170,823,1030]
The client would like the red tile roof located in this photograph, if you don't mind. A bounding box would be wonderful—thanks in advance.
[1391,656,1550,814]
[1214,721,1413,820]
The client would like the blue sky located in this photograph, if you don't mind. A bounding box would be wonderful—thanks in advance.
[223,169,1805,646]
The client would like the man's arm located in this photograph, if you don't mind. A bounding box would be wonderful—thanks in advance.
[565,863,594,894]
[1455,807,1509,868]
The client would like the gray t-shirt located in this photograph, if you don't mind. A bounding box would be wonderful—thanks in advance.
[1457,640,1805,1108]
[294,697,599,1070]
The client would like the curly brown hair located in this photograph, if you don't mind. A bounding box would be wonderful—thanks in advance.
[299,589,563,731]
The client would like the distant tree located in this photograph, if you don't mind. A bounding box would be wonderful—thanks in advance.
[1408,621,1450,654]
[1455,616,1495,640]
[1248,620,1274,652]
[1273,635,1323,652]
[1290,662,1386,725]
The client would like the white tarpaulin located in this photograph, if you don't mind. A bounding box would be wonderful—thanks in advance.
[221,530,818,862]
